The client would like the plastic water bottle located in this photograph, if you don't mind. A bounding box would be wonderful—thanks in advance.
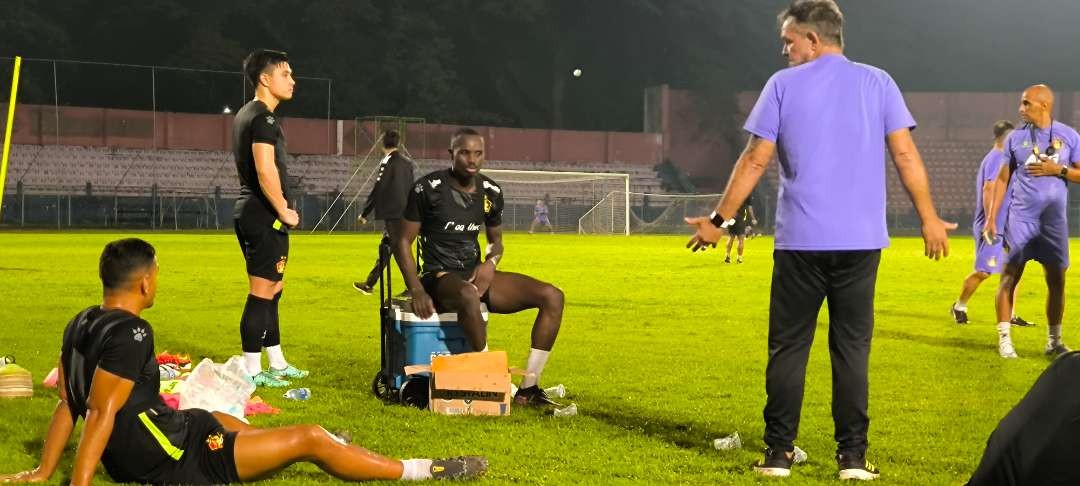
[283,388,311,400]
[792,446,808,464]
[159,364,181,380]
[712,432,742,450]
[552,403,577,417]
[544,384,567,398]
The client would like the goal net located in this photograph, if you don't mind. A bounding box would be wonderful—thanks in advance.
[481,169,630,235]
[580,191,722,235]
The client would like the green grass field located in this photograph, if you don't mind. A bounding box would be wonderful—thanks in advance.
[0,232,1070,485]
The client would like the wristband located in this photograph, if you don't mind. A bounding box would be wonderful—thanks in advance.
[1060,166,1069,180]
[709,211,736,229]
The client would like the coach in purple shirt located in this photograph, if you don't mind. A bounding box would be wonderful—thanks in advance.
[984,85,1080,359]
[686,0,953,481]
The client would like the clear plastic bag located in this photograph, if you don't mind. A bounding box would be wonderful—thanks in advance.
[178,356,255,419]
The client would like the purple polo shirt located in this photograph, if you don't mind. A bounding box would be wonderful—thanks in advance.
[743,54,916,250]
[1003,121,1080,223]
[973,149,1009,237]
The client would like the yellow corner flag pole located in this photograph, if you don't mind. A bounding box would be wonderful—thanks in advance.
[0,56,22,222]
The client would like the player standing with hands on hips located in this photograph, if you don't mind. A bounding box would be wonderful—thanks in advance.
[231,49,308,387]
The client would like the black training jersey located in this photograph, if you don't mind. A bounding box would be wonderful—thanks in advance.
[60,306,185,482]
[232,99,289,223]
[362,150,418,221]
[404,169,504,274]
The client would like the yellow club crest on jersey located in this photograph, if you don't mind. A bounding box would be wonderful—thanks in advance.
[206,432,225,451]
[483,195,493,215]
[1054,139,1063,150]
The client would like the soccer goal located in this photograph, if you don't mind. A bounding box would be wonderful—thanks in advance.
[482,169,630,235]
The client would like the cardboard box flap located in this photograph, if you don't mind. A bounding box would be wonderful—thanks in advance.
[431,351,508,373]
[433,371,510,392]
[403,365,431,376]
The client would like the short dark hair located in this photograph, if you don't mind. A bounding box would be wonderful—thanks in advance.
[450,127,481,149]
[99,238,156,291]
[993,120,1015,139]
[243,48,289,88]
[382,130,400,149]
[777,0,844,48]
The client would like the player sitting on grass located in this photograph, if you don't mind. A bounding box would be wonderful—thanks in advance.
[0,238,485,485]
[394,128,566,407]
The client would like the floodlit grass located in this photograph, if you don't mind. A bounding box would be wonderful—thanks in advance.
[0,231,1067,484]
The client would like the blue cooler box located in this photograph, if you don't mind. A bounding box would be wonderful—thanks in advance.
[387,302,489,390]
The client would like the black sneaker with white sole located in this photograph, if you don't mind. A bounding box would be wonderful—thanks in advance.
[353,282,374,295]
[837,452,880,480]
[1010,315,1035,327]
[752,448,794,478]
[513,385,562,407]
[951,305,968,324]
[431,456,488,480]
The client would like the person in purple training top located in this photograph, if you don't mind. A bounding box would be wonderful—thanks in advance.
[529,199,554,234]
[950,120,1032,327]
[985,85,1080,359]
[685,0,954,480]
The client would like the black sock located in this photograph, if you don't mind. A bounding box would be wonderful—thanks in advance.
[264,291,282,347]
[240,294,273,353]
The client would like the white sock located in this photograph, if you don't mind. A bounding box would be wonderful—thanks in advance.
[520,348,550,389]
[244,352,263,376]
[954,301,967,311]
[399,459,433,481]
[1049,324,1063,345]
[997,322,1012,340]
[266,345,289,370]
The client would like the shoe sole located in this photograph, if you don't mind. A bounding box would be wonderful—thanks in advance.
[839,469,879,480]
[753,467,791,478]
[353,285,372,295]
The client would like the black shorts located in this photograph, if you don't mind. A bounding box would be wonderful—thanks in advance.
[108,407,240,484]
[166,409,241,484]
[234,217,289,281]
[420,270,491,313]
[729,219,748,235]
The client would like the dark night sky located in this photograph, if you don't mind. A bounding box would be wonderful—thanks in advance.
[3,1,1079,130]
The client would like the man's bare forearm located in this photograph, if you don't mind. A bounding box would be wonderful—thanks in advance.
[715,137,772,219]
[71,409,116,486]
[256,164,289,215]
[30,399,75,479]
[393,234,424,292]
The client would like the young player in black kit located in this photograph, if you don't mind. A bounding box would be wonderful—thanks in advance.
[394,128,566,406]
[0,239,486,484]
[231,49,306,387]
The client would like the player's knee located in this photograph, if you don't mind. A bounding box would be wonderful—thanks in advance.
[296,424,332,451]
[457,284,480,303]
[540,285,564,311]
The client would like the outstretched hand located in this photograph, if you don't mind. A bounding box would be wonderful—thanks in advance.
[923,217,958,260]
[685,216,724,252]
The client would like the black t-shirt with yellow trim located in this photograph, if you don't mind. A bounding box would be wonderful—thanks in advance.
[404,169,504,274]
[60,307,190,482]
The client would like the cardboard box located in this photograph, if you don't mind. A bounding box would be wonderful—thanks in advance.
[405,351,518,416]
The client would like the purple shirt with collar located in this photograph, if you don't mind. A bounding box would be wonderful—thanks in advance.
[973,149,1009,237]
[743,53,915,250]
[1003,121,1080,223]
